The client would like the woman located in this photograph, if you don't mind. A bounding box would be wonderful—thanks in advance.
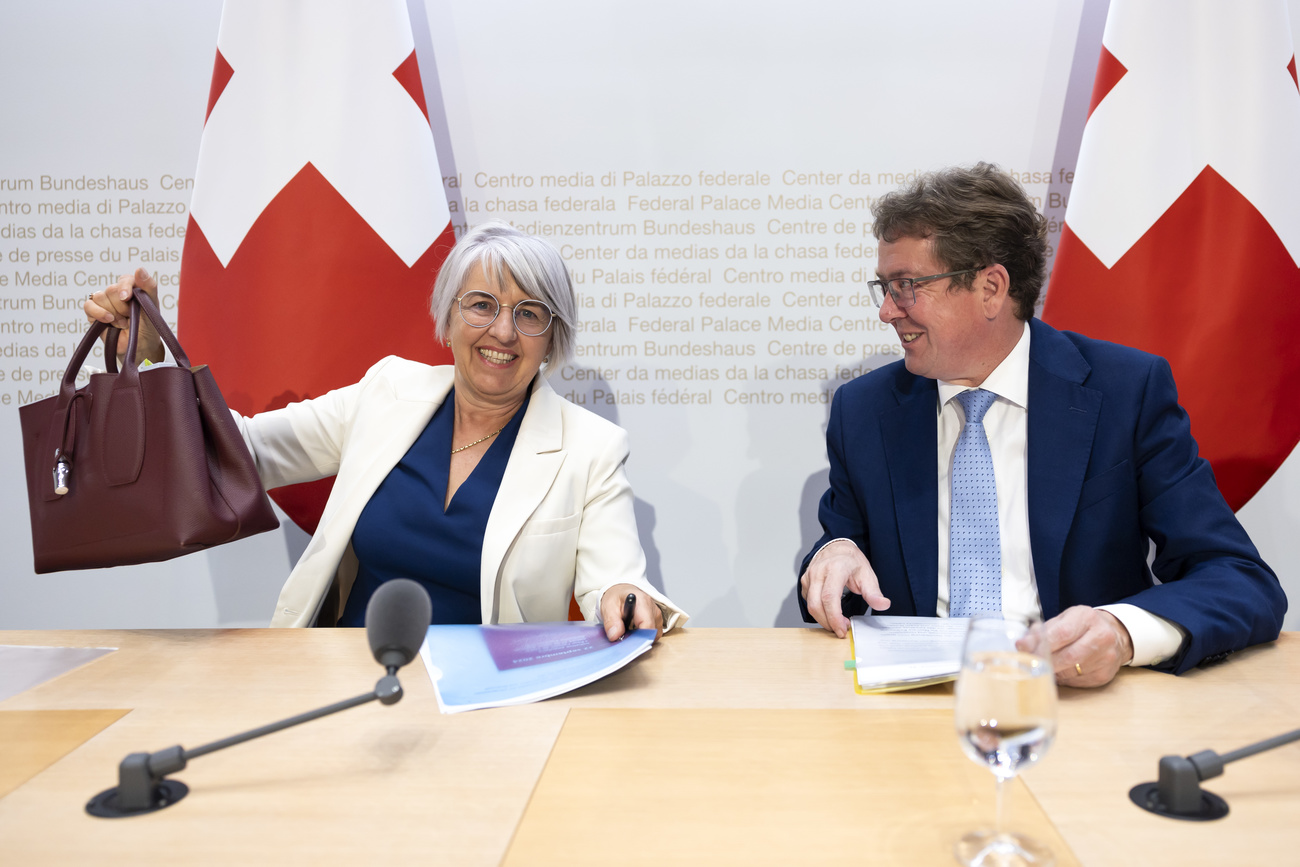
[85,221,685,638]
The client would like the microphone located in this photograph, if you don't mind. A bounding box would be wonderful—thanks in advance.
[1129,727,1300,821]
[86,579,432,819]
[368,576,433,672]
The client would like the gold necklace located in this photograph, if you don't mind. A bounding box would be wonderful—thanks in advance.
[451,424,506,454]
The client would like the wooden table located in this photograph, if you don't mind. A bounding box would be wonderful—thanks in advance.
[1,628,1296,865]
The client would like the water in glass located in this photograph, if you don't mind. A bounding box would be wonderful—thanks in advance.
[953,618,1058,867]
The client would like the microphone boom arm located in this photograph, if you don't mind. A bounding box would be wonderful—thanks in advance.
[92,674,403,816]
[1131,726,1300,821]
[87,578,431,819]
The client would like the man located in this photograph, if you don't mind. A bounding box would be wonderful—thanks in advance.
[799,163,1285,687]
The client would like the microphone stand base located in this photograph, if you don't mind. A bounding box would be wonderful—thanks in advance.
[86,779,189,818]
[1129,782,1228,821]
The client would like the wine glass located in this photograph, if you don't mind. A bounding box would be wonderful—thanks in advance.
[953,617,1058,867]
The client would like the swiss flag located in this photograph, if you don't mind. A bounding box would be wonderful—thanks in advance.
[179,1,455,533]
[1043,0,1300,511]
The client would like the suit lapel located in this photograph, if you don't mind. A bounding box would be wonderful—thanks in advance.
[880,373,939,617]
[480,376,567,622]
[1026,319,1101,619]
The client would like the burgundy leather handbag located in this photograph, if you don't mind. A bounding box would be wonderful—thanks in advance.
[20,292,279,573]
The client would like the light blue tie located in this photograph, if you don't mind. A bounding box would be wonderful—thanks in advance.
[949,388,1000,618]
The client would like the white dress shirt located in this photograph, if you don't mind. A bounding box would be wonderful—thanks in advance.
[936,321,1038,622]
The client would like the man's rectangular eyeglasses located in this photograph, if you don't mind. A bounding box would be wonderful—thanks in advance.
[865,268,982,309]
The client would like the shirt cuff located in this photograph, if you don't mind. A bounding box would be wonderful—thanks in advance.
[808,538,857,569]
[1097,603,1187,668]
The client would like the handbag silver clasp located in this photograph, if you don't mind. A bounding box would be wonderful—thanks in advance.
[53,449,72,496]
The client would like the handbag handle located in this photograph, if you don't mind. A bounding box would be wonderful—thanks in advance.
[98,292,192,378]
[45,292,195,496]
[59,292,192,401]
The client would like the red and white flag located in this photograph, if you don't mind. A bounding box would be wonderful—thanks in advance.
[179,1,455,532]
[1043,0,1300,511]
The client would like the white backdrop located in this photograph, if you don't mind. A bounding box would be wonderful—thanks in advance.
[1,0,1296,629]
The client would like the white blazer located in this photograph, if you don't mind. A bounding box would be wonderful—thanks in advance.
[235,357,687,630]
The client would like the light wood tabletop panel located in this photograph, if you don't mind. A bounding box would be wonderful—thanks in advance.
[0,628,1296,866]
[0,629,566,866]
[0,709,128,798]
[504,708,1079,867]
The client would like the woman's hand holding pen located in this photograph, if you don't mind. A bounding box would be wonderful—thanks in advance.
[601,583,663,643]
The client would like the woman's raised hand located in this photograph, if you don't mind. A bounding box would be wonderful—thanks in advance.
[83,267,165,364]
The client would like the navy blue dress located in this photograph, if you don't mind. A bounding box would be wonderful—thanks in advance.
[338,388,531,627]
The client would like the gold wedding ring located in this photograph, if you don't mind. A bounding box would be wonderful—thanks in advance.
[1074,662,1083,676]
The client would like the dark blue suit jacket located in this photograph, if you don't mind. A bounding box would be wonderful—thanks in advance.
[799,318,1285,674]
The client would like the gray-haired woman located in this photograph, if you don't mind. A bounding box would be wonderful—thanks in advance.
[85,220,685,636]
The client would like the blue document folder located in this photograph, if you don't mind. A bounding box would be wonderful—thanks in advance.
[419,622,654,713]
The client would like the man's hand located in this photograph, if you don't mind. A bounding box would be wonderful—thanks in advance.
[799,540,891,638]
[1038,605,1134,688]
[600,583,664,643]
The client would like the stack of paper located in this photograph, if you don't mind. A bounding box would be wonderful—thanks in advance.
[848,615,968,693]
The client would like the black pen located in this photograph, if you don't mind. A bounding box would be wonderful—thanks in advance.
[620,592,637,638]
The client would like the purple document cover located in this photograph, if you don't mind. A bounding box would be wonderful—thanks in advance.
[420,622,655,713]
[482,623,611,670]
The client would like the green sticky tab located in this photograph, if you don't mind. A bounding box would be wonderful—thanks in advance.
[843,660,856,670]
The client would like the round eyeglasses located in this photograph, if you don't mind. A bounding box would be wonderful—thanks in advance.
[455,290,555,336]
[866,268,983,310]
